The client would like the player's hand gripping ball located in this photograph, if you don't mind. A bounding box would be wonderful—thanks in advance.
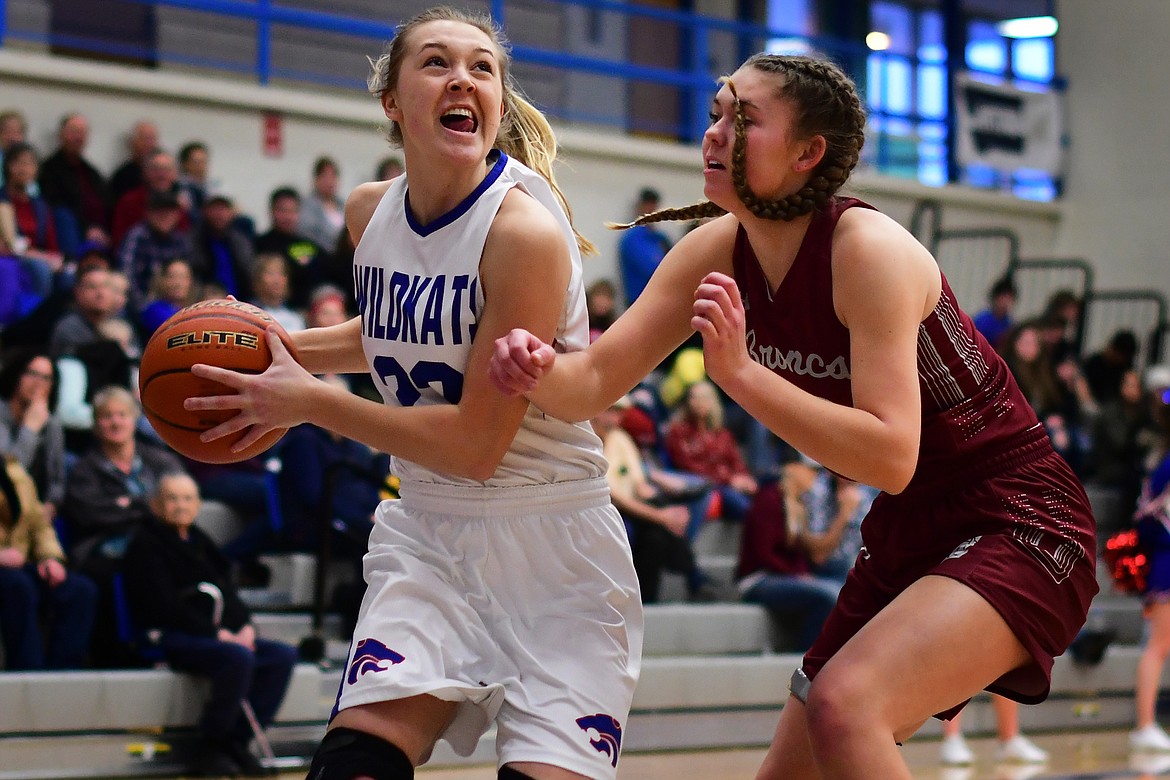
[138,299,298,463]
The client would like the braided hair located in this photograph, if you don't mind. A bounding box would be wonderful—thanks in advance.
[369,6,596,255]
[611,54,866,230]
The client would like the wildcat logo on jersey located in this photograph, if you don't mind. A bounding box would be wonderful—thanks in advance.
[745,329,850,379]
[346,638,405,685]
[576,713,623,767]
[354,265,478,346]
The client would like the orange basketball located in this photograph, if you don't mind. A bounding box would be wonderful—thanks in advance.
[138,299,298,464]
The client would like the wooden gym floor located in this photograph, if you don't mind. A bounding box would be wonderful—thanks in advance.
[262,728,1170,780]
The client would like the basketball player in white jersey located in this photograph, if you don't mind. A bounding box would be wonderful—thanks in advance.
[185,8,642,780]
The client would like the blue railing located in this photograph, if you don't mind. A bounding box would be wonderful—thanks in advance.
[0,0,1059,188]
[0,0,869,143]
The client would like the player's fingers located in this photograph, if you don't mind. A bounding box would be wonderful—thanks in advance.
[692,298,728,331]
[190,363,246,386]
[231,425,272,453]
[266,328,291,361]
[700,271,737,292]
[185,393,244,412]
[530,344,556,370]
[199,414,252,443]
[506,343,542,381]
[694,281,734,311]
[487,359,529,396]
[691,313,717,339]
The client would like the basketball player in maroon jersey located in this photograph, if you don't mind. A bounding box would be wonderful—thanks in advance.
[490,53,1098,779]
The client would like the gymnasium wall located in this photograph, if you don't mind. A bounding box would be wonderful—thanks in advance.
[1055,0,1170,298]
[1,42,1068,299]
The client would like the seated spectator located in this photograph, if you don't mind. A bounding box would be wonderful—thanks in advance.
[1,142,65,302]
[180,442,276,586]
[278,381,383,553]
[735,456,848,652]
[971,275,1017,352]
[0,351,67,520]
[1040,289,1083,363]
[177,141,210,215]
[1085,368,1159,533]
[123,472,297,777]
[594,396,712,603]
[49,265,116,358]
[0,109,27,180]
[140,257,198,337]
[665,380,758,520]
[298,156,346,251]
[117,189,193,311]
[106,268,134,320]
[108,120,159,203]
[111,148,192,249]
[278,374,387,632]
[0,457,97,670]
[250,252,305,333]
[56,316,139,453]
[657,346,706,409]
[1084,329,1139,406]
[1003,320,1092,471]
[254,187,326,310]
[586,278,617,342]
[799,466,878,586]
[306,285,348,329]
[189,191,255,300]
[62,386,183,577]
[374,155,403,181]
[37,112,111,252]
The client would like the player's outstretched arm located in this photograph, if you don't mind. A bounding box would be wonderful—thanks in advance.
[692,210,932,493]
[488,214,739,422]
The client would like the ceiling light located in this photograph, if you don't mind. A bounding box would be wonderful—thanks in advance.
[996,16,1058,38]
[866,31,891,51]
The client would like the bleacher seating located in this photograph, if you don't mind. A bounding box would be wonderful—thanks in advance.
[0,500,1160,778]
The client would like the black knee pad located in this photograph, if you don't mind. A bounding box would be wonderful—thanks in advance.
[306,727,414,780]
[498,767,537,780]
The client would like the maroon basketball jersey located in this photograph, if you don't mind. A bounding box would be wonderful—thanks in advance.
[732,196,1045,490]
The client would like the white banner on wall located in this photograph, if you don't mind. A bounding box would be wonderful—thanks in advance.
[954,72,1064,174]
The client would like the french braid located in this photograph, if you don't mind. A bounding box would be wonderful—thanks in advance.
[611,54,866,230]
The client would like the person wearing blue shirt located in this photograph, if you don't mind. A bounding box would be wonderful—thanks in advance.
[972,275,1018,352]
[618,187,672,306]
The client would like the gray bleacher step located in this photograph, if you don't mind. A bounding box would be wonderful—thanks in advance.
[0,643,1159,775]
[0,664,327,736]
[313,603,776,662]
[252,611,342,648]
[693,519,742,557]
[1087,593,1145,645]
[643,603,770,657]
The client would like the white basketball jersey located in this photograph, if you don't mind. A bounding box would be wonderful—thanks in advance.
[353,151,607,487]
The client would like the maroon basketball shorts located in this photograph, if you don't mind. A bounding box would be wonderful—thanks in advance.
[802,442,1099,718]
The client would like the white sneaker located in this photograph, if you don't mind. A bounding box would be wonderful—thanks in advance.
[996,734,1049,763]
[1131,723,1170,752]
[940,734,975,765]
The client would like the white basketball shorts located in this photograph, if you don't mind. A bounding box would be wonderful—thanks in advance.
[332,477,644,778]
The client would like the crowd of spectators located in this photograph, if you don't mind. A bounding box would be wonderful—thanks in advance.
[0,110,400,684]
[4,116,1170,725]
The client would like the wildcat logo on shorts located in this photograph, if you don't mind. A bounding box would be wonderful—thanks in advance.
[346,638,405,685]
[576,713,622,767]
[947,536,982,560]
